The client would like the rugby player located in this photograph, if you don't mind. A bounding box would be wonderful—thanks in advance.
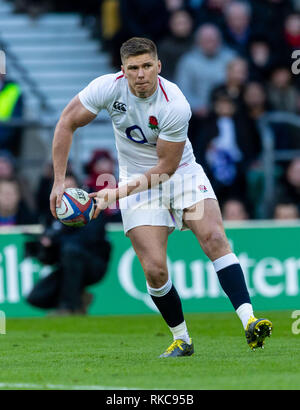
[50,37,272,357]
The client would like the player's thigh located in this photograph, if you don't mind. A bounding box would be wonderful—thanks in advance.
[128,225,169,279]
[183,198,231,259]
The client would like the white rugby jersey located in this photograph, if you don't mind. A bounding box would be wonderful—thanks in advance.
[78,72,196,180]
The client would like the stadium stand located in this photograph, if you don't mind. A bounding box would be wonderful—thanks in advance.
[0,0,117,183]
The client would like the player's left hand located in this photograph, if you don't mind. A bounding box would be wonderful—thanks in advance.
[89,188,117,219]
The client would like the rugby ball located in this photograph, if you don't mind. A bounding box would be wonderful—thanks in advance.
[56,188,94,227]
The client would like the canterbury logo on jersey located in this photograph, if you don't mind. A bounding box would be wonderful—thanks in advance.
[113,101,127,113]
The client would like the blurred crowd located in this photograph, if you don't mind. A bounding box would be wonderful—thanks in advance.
[101,0,300,220]
[1,0,300,225]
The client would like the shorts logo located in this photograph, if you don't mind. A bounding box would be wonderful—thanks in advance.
[198,185,208,193]
[113,101,127,113]
[148,116,158,130]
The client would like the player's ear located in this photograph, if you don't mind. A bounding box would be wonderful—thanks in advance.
[121,65,126,77]
[157,60,162,74]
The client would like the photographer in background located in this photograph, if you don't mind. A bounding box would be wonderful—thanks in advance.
[26,173,111,315]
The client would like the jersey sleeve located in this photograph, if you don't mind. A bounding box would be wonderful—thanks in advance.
[158,99,191,143]
[78,73,116,115]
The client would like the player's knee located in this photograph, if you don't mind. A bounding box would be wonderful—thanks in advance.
[201,229,229,259]
[143,261,168,288]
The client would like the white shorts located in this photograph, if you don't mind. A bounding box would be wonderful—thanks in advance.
[119,162,217,235]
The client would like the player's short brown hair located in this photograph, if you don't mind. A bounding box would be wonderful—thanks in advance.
[120,37,158,63]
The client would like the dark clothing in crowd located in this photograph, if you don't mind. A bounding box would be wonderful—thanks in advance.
[119,0,169,42]
[193,112,261,206]
[27,213,111,313]
[251,0,294,59]
[0,201,37,226]
[195,1,227,31]
[158,35,193,81]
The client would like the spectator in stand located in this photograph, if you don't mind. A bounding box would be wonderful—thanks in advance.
[222,198,250,220]
[158,10,194,81]
[211,57,248,106]
[0,74,24,156]
[0,178,37,226]
[223,1,252,56]
[164,0,187,12]
[247,36,274,82]
[242,81,269,120]
[195,0,233,31]
[273,201,299,220]
[244,81,299,150]
[284,13,300,51]
[0,150,16,180]
[0,150,36,214]
[251,0,294,60]
[84,150,121,223]
[275,158,300,213]
[175,24,236,118]
[267,64,300,113]
[192,90,261,208]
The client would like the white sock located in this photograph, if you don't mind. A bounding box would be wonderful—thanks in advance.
[169,321,190,344]
[236,303,254,329]
[146,277,172,297]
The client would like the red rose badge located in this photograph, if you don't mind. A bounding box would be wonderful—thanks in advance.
[148,116,158,130]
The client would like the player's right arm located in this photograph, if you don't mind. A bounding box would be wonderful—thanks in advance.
[50,95,96,218]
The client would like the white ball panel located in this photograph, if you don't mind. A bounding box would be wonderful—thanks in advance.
[56,197,74,219]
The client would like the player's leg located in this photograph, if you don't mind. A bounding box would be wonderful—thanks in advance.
[127,225,194,357]
[183,198,272,349]
[183,199,251,318]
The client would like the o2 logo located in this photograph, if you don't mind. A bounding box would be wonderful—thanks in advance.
[291,50,300,75]
[125,125,148,144]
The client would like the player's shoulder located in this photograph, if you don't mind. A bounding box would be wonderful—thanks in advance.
[89,71,125,88]
[159,76,185,100]
[158,76,191,119]
[79,71,126,113]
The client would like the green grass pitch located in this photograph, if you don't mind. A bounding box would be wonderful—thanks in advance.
[0,311,299,390]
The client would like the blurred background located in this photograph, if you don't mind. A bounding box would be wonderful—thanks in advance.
[0,0,299,316]
[0,0,299,223]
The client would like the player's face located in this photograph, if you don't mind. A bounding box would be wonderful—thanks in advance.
[121,53,161,98]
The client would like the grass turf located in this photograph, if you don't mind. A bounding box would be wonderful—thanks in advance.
[0,310,299,390]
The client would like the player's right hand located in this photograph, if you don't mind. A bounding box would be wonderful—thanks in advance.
[49,182,65,219]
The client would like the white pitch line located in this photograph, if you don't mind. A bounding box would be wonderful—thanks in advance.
[0,382,137,390]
